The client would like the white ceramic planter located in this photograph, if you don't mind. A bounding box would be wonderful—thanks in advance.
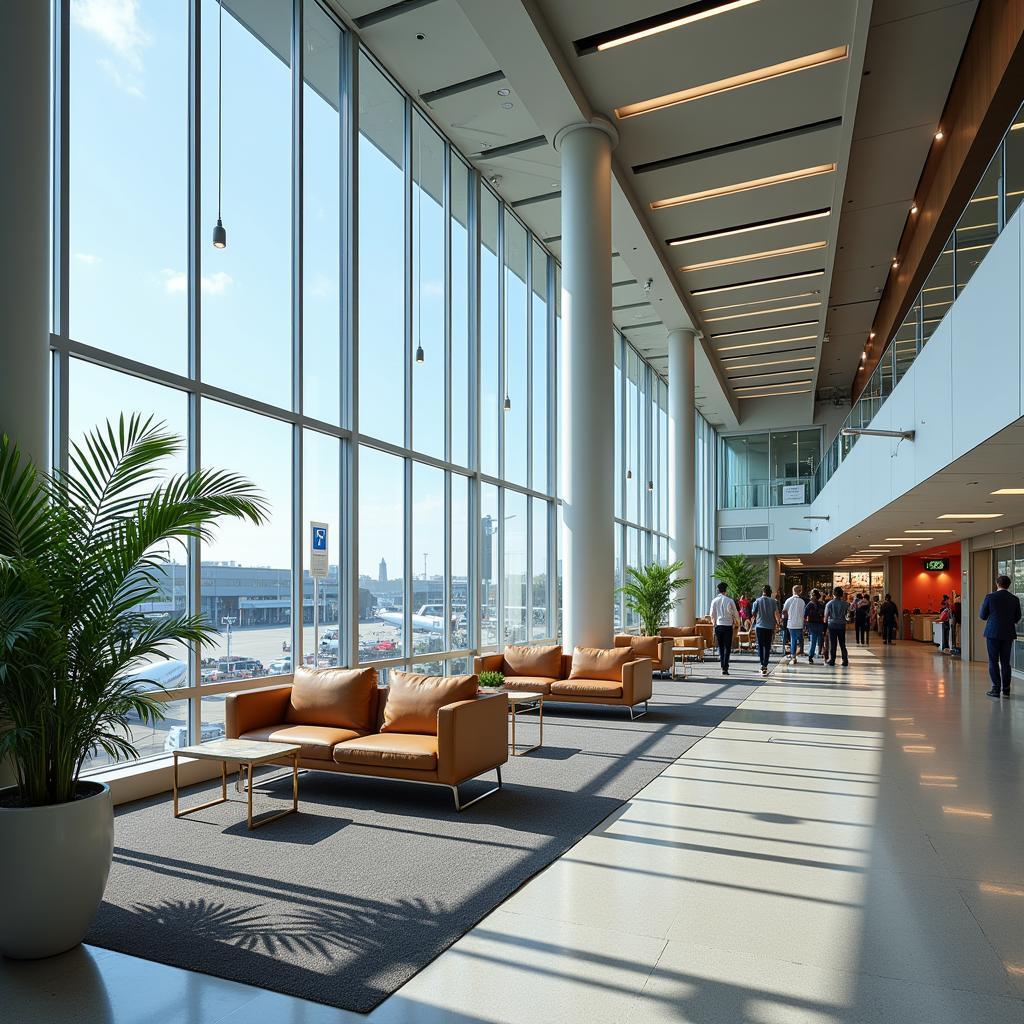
[0,781,113,959]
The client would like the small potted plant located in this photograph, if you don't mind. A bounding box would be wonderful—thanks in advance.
[0,415,266,959]
[478,670,505,693]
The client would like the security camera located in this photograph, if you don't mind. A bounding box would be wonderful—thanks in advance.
[642,278,654,293]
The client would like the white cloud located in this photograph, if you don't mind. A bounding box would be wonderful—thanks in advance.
[71,0,150,71]
[74,252,101,265]
[161,269,234,296]
[98,57,144,99]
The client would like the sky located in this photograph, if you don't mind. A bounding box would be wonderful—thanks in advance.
[67,0,555,591]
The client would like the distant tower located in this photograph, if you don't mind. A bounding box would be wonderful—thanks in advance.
[378,557,388,585]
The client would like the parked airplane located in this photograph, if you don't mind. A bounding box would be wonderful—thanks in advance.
[377,604,447,634]
[123,658,188,693]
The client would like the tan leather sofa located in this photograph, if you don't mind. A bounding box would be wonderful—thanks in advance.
[226,666,508,810]
[659,626,707,661]
[473,643,653,720]
[614,634,673,677]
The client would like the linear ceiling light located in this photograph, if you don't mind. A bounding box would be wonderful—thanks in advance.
[681,241,826,274]
[734,379,811,393]
[702,290,818,313]
[615,46,849,119]
[724,355,816,370]
[691,269,824,297]
[711,318,819,339]
[669,209,831,246]
[906,529,952,533]
[990,488,1024,495]
[937,513,1003,519]
[651,163,836,211]
[738,388,810,399]
[576,0,762,54]
[705,300,821,323]
[715,333,818,352]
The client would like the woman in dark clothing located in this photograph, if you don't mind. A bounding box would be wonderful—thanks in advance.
[880,593,899,644]
[854,593,870,645]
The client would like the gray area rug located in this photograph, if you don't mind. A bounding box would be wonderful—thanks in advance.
[87,658,760,1013]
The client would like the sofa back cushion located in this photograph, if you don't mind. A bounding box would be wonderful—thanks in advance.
[660,626,696,638]
[502,643,562,678]
[629,636,662,659]
[568,646,633,682]
[381,672,478,735]
[285,666,378,732]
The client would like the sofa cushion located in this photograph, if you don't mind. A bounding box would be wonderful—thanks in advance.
[381,672,478,735]
[630,636,662,659]
[241,724,362,761]
[568,646,633,682]
[284,666,378,732]
[550,679,624,698]
[333,733,438,771]
[501,643,562,679]
[503,676,555,695]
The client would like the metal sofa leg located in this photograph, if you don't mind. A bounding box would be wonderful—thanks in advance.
[628,701,648,721]
[451,766,502,811]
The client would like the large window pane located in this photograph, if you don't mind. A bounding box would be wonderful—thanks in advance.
[358,56,405,444]
[531,498,549,639]
[201,0,291,408]
[614,339,623,518]
[200,401,292,684]
[1006,101,1024,222]
[411,462,444,658]
[87,699,191,772]
[303,429,341,670]
[303,0,343,424]
[504,213,528,485]
[450,160,471,467]
[359,446,404,661]
[411,113,445,458]
[450,474,470,650]
[480,483,498,645]
[504,490,527,644]
[956,149,1001,294]
[626,349,641,522]
[480,189,500,477]
[921,235,953,343]
[70,0,187,371]
[531,242,548,493]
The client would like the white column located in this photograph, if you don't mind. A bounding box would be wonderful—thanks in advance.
[668,328,696,625]
[0,2,50,471]
[556,119,617,650]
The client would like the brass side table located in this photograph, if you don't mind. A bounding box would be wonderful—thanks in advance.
[506,691,544,755]
[172,738,300,830]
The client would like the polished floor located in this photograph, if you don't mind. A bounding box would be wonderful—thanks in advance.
[5,641,1024,1023]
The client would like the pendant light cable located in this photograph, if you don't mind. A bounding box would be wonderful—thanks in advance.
[212,0,227,248]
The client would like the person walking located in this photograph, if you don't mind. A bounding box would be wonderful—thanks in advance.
[709,581,741,676]
[938,594,951,653]
[783,585,806,666]
[804,589,825,663]
[980,574,1022,698]
[952,592,963,654]
[880,593,899,644]
[854,593,870,645]
[751,584,780,677]
[825,586,851,667]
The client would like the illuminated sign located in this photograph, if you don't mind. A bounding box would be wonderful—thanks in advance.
[923,558,948,572]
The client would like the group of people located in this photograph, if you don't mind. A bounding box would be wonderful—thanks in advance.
[710,573,1022,700]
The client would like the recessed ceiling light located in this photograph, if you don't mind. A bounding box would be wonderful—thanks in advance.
[615,46,849,119]
[578,0,763,54]
[722,355,816,370]
[651,164,836,211]
[715,333,818,352]
[668,208,831,246]
[892,259,900,269]
[682,241,827,273]
[737,387,811,399]
[935,129,944,140]
[991,488,1024,494]
[937,513,1003,519]
[497,87,510,96]
[869,544,901,548]
[501,101,514,109]
[691,269,825,297]
[911,203,919,214]
[869,331,876,339]
[710,318,819,339]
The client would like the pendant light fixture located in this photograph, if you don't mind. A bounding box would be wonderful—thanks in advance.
[647,479,654,493]
[414,153,424,364]
[212,0,227,249]
[625,382,632,479]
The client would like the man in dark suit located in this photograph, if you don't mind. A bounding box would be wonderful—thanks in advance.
[980,574,1022,698]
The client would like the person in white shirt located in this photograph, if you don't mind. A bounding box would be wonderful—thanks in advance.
[782,585,806,666]
[709,581,741,675]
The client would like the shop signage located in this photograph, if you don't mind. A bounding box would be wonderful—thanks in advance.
[782,484,806,505]
[923,558,948,572]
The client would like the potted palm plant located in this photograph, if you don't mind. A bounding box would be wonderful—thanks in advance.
[618,560,691,637]
[0,415,266,959]
[712,554,767,603]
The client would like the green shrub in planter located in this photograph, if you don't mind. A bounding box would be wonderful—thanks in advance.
[478,670,505,689]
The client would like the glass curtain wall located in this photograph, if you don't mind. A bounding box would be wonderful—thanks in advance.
[55,1,556,769]
[612,332,676,631]
[719,429,821,509]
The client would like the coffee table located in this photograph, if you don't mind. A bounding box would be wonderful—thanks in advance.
[506,691,544,755]
[172,738,300,830]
